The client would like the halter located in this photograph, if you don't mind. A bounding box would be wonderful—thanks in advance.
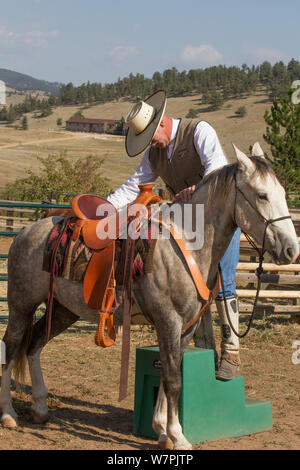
[220,172,292,338]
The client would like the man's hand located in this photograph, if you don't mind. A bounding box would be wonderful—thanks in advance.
[175,185,196,202]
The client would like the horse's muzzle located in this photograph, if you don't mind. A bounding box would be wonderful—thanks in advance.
[291,245,300,264]
[272,242,299,265]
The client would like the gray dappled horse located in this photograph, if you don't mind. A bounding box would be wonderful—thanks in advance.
[0,145,299,450]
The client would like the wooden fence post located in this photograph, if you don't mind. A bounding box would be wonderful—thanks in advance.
[6,209,13,232]
[295,298,300,325]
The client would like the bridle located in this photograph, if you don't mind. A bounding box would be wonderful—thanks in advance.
[220,172,292,338]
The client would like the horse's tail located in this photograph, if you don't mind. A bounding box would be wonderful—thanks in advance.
[13,319,34,386]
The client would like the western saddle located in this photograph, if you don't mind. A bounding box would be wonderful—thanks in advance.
[58,184,161,348]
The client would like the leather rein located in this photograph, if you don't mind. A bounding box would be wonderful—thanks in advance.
[219,173,292,338]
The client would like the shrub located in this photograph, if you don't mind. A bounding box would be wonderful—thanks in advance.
[235,106,247,117]
[185,108,198,118]
[0,152,110,203]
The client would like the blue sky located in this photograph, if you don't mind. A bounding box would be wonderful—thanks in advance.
[0,0,299,86]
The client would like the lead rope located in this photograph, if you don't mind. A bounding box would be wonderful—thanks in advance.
[219,224,267,338]
[219,254,264,339]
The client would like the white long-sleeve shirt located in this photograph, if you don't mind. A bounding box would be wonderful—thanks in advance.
[107,119,227,210]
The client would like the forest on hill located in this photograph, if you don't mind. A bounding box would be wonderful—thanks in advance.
[1,59,300,123]
[57,59,300,105]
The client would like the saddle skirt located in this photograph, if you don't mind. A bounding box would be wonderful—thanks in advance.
[42,219,93,282]
[42,217,158,285]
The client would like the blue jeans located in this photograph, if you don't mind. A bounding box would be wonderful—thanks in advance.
[216,228,241,299]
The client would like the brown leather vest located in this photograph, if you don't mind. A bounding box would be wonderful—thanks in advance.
[149,118,206,195]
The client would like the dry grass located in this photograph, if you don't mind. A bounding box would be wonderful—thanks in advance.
[5,87,48,106]
[0,91,273,192]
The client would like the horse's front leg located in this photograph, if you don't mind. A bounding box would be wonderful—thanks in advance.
[157,327,193,450]
[152,380,173,450]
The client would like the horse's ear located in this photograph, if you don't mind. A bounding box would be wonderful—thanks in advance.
[251,142,265,158]
[232,143,255,175]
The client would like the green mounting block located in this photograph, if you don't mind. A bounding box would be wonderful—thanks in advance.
[134,346,272,444]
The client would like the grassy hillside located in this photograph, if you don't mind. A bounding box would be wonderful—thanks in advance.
[0,90,273,195]
[0,68,61,95]
[5,87,48,106]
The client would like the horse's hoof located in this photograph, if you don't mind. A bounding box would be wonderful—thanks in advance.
[1,414,18,428]
[174,441,193,450]
[158,436,174,450]
[32,411,49,424]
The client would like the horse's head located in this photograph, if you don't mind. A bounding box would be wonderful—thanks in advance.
[233,143,299,265]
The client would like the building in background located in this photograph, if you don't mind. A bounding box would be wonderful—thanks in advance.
[66,117,127,135]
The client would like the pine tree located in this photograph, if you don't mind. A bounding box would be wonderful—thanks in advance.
[72,110,85,118]
[7,105,17,123]
[0,106,8,121]
[21,116,28,130]
[208,90,223,110]
[264,90,300,207]
[186,108,198,118]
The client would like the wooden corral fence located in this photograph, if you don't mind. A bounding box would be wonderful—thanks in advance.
[0,199,62,235]
[0,200,71,318]
[0,201,299,320]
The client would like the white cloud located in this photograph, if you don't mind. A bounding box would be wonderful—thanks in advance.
[243,45,287,63]
[107,45,140,65]
[0,25,61,50]
[181,44,222,66]
[0,25,12,38]
[22,30,61,47]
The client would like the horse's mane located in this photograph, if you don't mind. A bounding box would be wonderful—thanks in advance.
[197,156,276,206]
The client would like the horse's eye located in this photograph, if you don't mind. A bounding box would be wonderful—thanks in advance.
[258,192,268,201]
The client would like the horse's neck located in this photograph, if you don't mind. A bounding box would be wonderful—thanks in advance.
[189,181,236,289]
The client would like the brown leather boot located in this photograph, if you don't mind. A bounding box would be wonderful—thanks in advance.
[215,296,241,380]
[215,352,240,380]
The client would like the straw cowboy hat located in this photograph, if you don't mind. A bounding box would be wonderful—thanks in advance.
[125,90,167,157]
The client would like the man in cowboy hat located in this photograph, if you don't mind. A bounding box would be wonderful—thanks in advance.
[107,90,241,380]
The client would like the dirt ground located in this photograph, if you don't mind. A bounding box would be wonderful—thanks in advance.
[0,314,299,451]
